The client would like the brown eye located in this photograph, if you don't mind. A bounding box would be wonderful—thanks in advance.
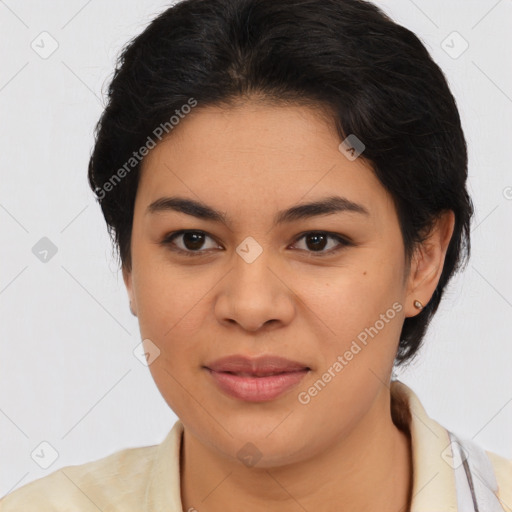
[304,233,329,251]
[161,230,352,258]
[292,231,352,255]
[180,232,206,250]
[162,230,221,256]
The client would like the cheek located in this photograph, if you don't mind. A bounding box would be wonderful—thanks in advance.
[135,267,208,412]
[132,267,219,392]
[132,248,204,330]
[306,258,401,324]
[302,258,404,371]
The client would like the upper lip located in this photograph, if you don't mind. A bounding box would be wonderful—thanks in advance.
[204,355,310,376]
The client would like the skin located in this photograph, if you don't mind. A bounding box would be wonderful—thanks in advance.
[123,99,455,512]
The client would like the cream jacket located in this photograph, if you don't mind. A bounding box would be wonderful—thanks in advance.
[1,380,511,511]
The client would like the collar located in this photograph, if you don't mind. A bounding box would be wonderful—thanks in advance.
[391,380,457,511]
[143,380,457,511]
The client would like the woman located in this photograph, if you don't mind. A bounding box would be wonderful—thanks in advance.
[2,0,510,510]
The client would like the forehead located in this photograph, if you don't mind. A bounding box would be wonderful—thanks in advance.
[135,102,393,221]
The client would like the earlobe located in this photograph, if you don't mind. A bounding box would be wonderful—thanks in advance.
[405,210,455,317]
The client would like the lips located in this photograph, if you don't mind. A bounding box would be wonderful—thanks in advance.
[204,355,310,402]
[205,354,310,375]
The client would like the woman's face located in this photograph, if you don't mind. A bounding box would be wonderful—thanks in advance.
[123,101,439,466]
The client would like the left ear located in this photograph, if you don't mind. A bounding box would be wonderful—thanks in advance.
[122,264,137,317]
[404,210,455,318]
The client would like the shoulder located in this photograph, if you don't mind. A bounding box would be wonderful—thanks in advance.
[487,449,512,511]
[0,443,159,511]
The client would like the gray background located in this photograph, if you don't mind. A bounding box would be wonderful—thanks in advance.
[1,0,511,496]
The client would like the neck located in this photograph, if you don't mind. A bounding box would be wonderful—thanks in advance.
[180,386,412,512]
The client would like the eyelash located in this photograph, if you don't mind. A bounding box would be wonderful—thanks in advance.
[160,230,353,258]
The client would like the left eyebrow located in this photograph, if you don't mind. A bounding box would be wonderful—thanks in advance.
[145,195,370,227]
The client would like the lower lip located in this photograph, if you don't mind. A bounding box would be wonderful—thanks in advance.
[206,369,309,402]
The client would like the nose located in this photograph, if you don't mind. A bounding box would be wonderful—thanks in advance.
[214,249,296,332]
